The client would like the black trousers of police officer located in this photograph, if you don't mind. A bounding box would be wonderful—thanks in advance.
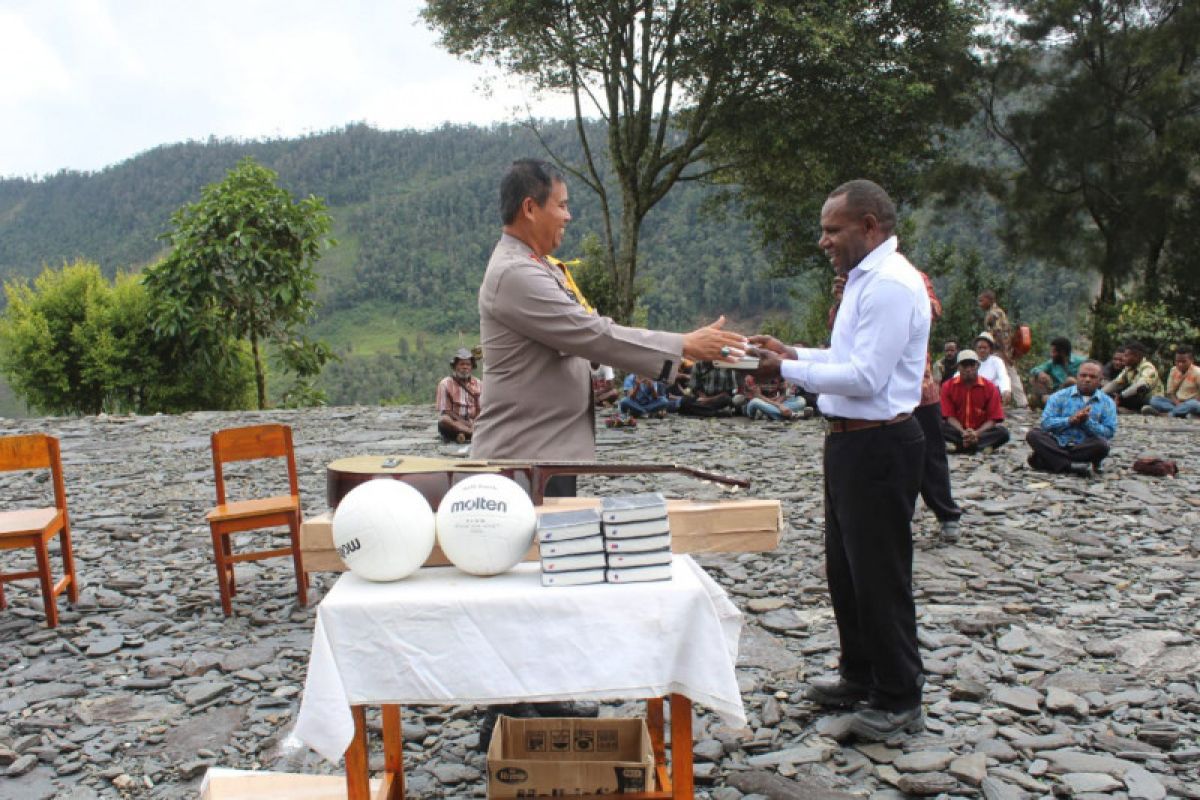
[823,416,925,712]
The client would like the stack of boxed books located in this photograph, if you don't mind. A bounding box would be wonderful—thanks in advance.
[601,493,672,583]
[537,508,606,586]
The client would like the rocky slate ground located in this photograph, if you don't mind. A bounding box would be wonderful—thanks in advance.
[0,406,1197,800]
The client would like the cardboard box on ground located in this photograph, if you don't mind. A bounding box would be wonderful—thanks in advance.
[300,497,782,573]
[487,717,655,798]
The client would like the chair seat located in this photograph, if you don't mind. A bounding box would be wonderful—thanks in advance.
[207,495,300,524]
[0,507,61,538]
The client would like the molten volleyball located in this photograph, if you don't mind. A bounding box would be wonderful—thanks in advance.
[436,474,536,576]
[332,479,435,581]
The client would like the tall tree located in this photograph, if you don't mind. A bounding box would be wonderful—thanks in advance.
[422,1,982,321]
[980,0,1200,356]
[145,157,335,408]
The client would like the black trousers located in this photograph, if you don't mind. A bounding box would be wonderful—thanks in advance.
[1115,387,1151,412]
[824,416,925,711]
[1026,428,1110,472]
[913,402,961,522]
[941,421,1011,452]
[676,395,730,417]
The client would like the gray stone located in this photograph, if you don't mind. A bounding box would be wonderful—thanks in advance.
[994,685,1041,713]
[84,635,124,657]
[980,777,1022,800]
[5,754,37,777]
[947,753,987,786]
[893,751,955,772]
[745,744,831,767]
[1045,686,1089,716]
[433,763,480,784]
[726,770,859,800]
[1042,749,1137,777]
[896,772,959,795]
[184,681,234,706]
[1058,771,1122,793]
[1123,766,1167,800]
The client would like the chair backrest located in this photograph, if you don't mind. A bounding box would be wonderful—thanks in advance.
[210,424,298,505]
[0,433,67,511]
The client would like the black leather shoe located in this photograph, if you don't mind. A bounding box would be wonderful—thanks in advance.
[848,705,924,744]
[1068,461,1092,477]
[803,676,870,708]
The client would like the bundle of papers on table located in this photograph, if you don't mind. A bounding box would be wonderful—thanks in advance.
[537,493,672,586]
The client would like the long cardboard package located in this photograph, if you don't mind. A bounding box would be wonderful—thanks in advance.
[300,497,781,573]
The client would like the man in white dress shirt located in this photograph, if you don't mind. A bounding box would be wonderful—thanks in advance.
[973,332,1012,404]
[751,180,929,742]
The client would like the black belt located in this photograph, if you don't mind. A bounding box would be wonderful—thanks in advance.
[825,413,912,434]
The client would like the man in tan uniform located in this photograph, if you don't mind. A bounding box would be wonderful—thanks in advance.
[472,159,745,467]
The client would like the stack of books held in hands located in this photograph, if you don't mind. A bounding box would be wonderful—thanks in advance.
[600,493,672,584]
[537,508,606,586]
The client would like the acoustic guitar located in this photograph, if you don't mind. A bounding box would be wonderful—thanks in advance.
[325,455,750,510]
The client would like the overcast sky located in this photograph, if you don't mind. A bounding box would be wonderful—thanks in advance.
[0,0,577,178]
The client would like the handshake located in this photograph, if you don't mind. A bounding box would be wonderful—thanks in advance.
[679,316,791,381]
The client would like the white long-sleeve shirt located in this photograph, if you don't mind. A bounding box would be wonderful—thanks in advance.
[781,236,930,421]
[977,354,1011,395]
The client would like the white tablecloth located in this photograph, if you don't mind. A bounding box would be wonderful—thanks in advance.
[292,555,745,762]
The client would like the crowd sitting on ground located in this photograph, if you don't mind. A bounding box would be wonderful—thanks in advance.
[435,299,1198,470]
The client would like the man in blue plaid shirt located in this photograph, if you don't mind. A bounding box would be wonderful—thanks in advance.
[1025,360,1117,476]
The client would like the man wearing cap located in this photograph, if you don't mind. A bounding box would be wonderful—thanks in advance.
[751,179,929,743]
[973,332,1012,404]
[472,158,746,482]
[435,348,483,443]
[940,350,1010,453]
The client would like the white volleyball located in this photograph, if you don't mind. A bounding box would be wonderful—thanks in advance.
[332,479,435,581]
[436,474,536,576]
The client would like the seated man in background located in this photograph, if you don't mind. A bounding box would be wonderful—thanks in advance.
[436,348,483,443]
[590,362,619,407]
[973,332,1012,404]
[1143,345,1200,418]
[1103,341,1163,412]
[1103,345,1127,383]
[940,350,1010,453]
[744,375,812,421]
[932,340,958,384]
[677,360,736,417]
[1027,360,1116,476]
[618,373,669,418]
[1029,336,1085,410]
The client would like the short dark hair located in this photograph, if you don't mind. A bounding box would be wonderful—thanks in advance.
[1177,344,1194,358]
[979,289,996,302]
[1124,340,1147,355]
[1050,336,1071,354]
[500,159,564,225]
[828,179,897,234]
[1113,344,1128,353]
[1079,359,1104,372]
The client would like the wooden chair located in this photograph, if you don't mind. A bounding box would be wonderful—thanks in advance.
[0,433,79,628]
[206,424,308,617]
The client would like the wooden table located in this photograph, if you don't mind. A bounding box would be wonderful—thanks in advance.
[292,559,744,800]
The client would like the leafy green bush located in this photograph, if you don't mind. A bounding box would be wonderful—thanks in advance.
[1106,301,1200,367]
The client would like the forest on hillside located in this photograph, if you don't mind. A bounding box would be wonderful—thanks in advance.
[0,121,1090,412]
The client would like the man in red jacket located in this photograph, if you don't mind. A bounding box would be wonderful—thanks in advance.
[941,350,1010,453]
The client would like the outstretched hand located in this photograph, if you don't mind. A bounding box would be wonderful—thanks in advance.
[683,315,747,363]
[750,346,783,382]
[748,334,797,361]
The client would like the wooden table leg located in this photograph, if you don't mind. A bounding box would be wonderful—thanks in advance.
[345,705,370,800]
[645,698,669,793]
[378,704,405,799]
[669,694,693,800]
